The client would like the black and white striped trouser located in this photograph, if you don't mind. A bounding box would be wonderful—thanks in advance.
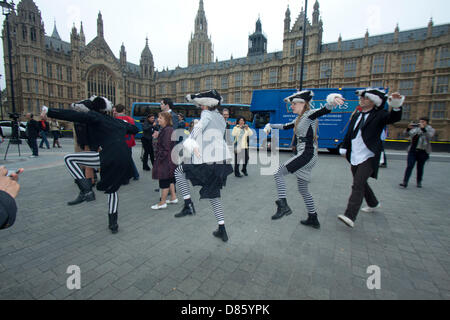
[64,152,118,215]
[175,165,225,225]
[274,165,317,215]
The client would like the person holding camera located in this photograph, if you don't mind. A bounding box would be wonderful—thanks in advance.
[400,117,435,189]
[232,117,253,177]
[0,167,24,230]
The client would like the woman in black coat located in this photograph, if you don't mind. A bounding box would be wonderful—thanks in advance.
[42,96,138,234]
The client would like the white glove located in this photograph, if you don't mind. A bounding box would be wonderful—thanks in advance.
[183,137,199,156]
[327,94,345,106]
[264,123,272,135]
[41,106,49,114]
[339,148,347,157]
[388,95,405,108]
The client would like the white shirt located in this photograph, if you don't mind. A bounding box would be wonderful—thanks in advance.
[350,113,375,166]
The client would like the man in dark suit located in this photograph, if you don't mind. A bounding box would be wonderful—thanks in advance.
[25,113,40,158]
[338,89,404,228]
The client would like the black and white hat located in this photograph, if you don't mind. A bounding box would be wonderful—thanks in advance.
[356,88,388,108]
[284,90,314,104]
[186,89,223,108]
[71,96,113,113]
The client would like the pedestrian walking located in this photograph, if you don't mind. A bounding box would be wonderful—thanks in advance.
[25,113,40,157]
[232,117,253,177]
[50,118,62,148]
[39,115,50,149]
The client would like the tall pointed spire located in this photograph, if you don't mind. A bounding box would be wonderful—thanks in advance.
[51,20,61,40]
[189,0,213,66]
[80,21,86,46]
[97,11,104,38]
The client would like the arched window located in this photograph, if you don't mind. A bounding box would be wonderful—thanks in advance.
[87,66,116,104]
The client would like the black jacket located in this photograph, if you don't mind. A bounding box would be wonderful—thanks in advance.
[0,190,17,230]
[342,107,402,179]
[48,109,139,194]
[26,119,40,139]
[142,120,157,140]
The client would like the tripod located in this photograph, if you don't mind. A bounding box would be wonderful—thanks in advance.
[4,118,22,160]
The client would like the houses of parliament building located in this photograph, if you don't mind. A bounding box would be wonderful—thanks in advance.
[2,0,449,140]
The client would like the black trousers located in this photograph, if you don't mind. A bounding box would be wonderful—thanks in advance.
[234,148,249,174]
[344,158,379,222]
[141,137,155,168]
[27,137,39,156]
[403,150,430,185]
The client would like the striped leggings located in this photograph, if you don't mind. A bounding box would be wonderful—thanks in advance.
[64,152,118,215]
[274,165,317,215]
[175,165,225,225]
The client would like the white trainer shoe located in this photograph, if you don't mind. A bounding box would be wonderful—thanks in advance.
[338,215,355,228]
[361,204,381,213]
[166,199,179,205]
[151,203,168,210]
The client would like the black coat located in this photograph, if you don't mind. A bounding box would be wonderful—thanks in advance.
[48,109,139,194]
[342,107,402,179]
[26,119,40,139]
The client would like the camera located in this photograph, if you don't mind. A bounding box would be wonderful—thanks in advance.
[9,113,20,120]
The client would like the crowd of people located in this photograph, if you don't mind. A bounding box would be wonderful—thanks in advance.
[1,87,440,242]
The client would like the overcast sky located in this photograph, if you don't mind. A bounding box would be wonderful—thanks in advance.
[0,0,449,88]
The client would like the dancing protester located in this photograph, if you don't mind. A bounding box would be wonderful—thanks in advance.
[338,89,404,228]
[174,89,233,242]
[41,96,138,234]
[265,90,345,229]
[232,117,253,177]
[151,112,178,210]
[400,117,435,189]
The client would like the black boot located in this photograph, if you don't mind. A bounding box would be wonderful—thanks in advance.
[213,225,229,242]
[108,212,119,234]
[174,200,196,218]
[271,199,293,220]
[242,166,248,176]
[301,213,321,229]
[68,179,96,206]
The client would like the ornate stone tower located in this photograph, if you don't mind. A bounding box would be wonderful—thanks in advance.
[188,0,214,66]
[140,37,154,79]
[248,18,267,57]
[282,1,323,58]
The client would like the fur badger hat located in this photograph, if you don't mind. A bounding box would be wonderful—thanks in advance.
[71,96,113,113]
[356,88,388,109]
[284,90,314,104]
[186,89,223,108]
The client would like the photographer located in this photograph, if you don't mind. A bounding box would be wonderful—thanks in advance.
[400,117,435,188]
[0,167,24,230]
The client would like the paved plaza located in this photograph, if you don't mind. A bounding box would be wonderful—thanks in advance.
[0,139,449,300]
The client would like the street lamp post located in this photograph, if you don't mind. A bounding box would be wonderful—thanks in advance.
[299,0,308,91]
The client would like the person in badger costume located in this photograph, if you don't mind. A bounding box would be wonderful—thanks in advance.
[41,96,138,234]
[174,89,234,242]
[265,90,345,229]
[338,88,404,228]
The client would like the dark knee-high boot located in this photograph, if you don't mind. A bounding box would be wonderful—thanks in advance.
[68,179,96,206]
[175,199,196,218]
[271,199,293,220]
[109,212,119,234]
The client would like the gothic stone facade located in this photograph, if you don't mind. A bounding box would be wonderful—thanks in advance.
[2,0,155,129]
[3,0,450,140]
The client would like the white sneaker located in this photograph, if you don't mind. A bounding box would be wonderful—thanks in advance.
[338,215,355,228]
[361,204,381,213]
[166,199,179,205]
[151,203,167,210]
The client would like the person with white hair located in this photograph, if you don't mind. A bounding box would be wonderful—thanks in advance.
[41,96,138,234]
[265,90,345,229]
[174,89,233,242]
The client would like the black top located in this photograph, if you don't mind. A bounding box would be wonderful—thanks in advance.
[342,107,403,179]
[48,109,139,194]
[26,119,40,139]
[0,190,17,230]
[142,120,157,140]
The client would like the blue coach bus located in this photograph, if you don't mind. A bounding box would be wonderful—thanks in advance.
[131,102,252,138]
[250,88,386,153]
